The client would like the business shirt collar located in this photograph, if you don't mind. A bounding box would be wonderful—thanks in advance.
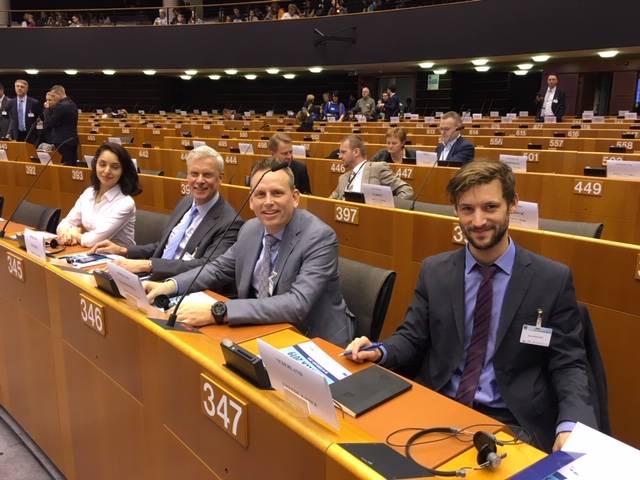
[443,133,461,148]
[465,237,515,276]
[193,191,219,216]
[102,184,124,202]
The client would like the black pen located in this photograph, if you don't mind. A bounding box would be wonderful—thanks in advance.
[339,342,384,357]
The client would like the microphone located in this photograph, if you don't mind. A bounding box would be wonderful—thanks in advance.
[0,136,77,239]
[409,154,439,211]
[165,161,288,327]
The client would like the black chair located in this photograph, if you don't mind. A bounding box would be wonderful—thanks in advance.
[12,200,61,233]
[139,168,165,176]
[175,171,187,179]
[539,218,604,239]
[135,209,170,245]
[338,257,396,341]
[0,196,4,218]
[577,303,612,435]
[394,198,456,216]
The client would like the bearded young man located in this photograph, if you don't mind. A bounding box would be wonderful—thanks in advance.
[344,161,597,453]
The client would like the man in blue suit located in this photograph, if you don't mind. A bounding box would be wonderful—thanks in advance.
[6,79,42,144]
[383,85,400,120]
[436,111,475,166]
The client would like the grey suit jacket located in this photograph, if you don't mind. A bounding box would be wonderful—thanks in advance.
[382,244,597,452]
[127,195,242,280]
[172,209,355,346]
[329,161,414,200]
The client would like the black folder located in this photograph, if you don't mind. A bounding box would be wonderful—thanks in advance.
[330,364,411,417]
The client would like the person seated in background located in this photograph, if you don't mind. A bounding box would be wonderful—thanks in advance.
[370,127,416,163]
[153,8,168,25]
[89,146,242,280]
[345,161,597,453]
[281,3,301,18]
[296,110,314,132]
[302,93,320,120]
[231,7,245,22]
[353,86,376,120]
[57,142,141,247]
[222,108,234,120]
[330,135,414,200]
[328,0,347,14]
[248,8,261,21]
[144,158,354,346]
[270,133,312,194]
[323,91,346,121]
[376,91,389,118]
[436,111,475,166]
[68,15,82,27]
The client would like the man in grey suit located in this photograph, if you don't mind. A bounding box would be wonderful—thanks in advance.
[330,135,414,201]
[346,162,596,452]
[145,157,355,346]
[89,146,242,280]
[0,83,10,139]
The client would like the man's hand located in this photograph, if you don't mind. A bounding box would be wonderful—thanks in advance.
[344,336,381,363]
[171,301,215,327]
[89,239,127,256]
[552,431,571,452]
[144,280,176,302]
[114,258,151,274]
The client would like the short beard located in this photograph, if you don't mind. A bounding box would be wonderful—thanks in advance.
[462,221,509,251]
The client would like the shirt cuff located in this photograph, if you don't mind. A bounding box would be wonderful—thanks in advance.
[556,421,576,436]
[167,278,178,295]
[377,344,388,365]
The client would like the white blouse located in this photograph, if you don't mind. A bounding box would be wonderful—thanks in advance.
[57,185,136,247]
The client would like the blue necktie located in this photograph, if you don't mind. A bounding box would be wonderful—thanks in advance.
[257,234,279,298]
[18,99,25,132]
[161,205,198,260]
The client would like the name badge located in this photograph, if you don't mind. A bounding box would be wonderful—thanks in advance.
[28,112,35,117]
[1,111,6,116]
[520,324,552,347]
[182,252,194,261]
[553,99,558,104]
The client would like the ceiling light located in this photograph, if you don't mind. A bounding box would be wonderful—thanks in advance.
[102,69,116,75]
[513,70,528,76]
[143,69,156,76]
[308,66,323,73]
[25,69,39,75]
[597,50,619,58]
[184,69,198,75]
[475,66,490,72]
[209,74,221,80]
[418,62,434,69]
[283,73,296,79]
[433,69,447,75]
[224,69,238,75]
[471,58,489,66]
[266,68,280,74]
[64,69,78,75]
[532,54,550,62]
[517,63,533,70]
[244,74,257,80]
[180,75,192,80]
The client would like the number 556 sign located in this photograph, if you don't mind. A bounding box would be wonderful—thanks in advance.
[200,374,248,447]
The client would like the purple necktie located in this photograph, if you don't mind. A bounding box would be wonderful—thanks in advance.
[455,264,498,406]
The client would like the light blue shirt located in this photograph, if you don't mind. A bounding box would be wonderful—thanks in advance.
[162,193,219,259]
[439,134,460,161]
[251,229,284,295]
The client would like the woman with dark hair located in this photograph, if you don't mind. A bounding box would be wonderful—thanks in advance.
[57,142,141,247]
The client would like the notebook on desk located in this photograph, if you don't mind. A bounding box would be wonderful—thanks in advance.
[330,364,411,417]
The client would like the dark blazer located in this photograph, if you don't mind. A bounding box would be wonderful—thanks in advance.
[0,96,10,138]
[435,136,475,165]
[171,209,355,346]
[7,95,42,144]
[43,97,79,146]
[535,88,566,121]
[381,245,597,452]
[384,94,400,119]
[290,159,312,194]
[370,147,416,163]
[127,195,242,281]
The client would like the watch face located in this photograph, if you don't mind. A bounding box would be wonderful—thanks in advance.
[213,302,226,316]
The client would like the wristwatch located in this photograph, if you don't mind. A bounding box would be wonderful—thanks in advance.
[211,301,227,325]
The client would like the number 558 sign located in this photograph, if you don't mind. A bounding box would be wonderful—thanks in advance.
[200,374,248,447]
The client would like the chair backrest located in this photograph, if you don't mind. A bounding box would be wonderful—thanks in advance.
[577,303,612,435]
[338,257,396,341]
[539,218,604,239]
[0,196,4,218]
[139,168,165,176]
[13,200,61,233]
[394,198,456,217]
[175,171,187,179]
[135,209,170,245]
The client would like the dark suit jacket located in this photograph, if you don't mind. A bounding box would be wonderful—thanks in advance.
[290,159,312,194]
[384,94,400,119]
[127,195,242,281]
[535,89,566,121]
[7,95,42,144]
[435,136,475,165]
[171,209,355,346]
[381,245,597,452]
[370,147,416,163]
[43,97,79,146]
[0,96,10,138]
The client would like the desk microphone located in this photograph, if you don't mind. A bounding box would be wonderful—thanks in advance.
[409,154,439,211]
[0,136,77,239]
[165,160,289,327]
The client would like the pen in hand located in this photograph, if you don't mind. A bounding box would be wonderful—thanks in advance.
[339,342,383,357]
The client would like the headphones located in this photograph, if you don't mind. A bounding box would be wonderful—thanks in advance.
[404,428,507,477]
